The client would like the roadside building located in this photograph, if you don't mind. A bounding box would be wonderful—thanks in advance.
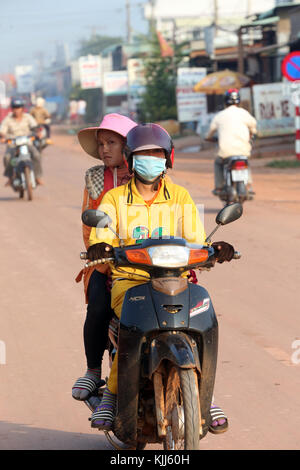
[236,2,300,83]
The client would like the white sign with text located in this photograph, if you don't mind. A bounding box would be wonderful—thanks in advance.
[253,82,295,137]
[176,68,207,123]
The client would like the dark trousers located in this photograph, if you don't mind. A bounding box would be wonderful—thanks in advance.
[43,124,51,138]
[83,270,113,369]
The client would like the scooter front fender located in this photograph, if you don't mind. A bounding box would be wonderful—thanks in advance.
[148,331,201,378]
[16,159,33,173]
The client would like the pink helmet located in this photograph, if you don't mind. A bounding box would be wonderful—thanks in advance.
[77,113,137,159]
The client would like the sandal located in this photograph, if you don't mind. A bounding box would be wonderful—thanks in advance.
[91,387,116,430]
[72,376,105,401]
[209,405,229,434]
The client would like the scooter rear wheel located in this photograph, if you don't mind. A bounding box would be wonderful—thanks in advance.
[163,366,200,450]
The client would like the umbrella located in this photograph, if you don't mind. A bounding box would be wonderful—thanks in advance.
[193,69,250,94]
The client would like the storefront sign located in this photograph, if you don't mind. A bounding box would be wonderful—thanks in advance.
[78,55,102,89]
[103,71,128,96]
[252,83,295,137]
[176,68,207,122]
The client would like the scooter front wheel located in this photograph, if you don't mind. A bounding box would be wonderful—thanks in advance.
[163,366,200,450]
[104,431,146,450]
[24,166,33,201]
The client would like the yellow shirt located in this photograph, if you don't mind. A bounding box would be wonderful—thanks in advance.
[89,178,206,281]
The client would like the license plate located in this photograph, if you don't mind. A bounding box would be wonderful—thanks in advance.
[231,169,248,183]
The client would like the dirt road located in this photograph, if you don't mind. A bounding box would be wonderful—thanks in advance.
[0,130,300,450]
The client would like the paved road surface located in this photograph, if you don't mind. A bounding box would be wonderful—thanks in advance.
[0,130,299,450]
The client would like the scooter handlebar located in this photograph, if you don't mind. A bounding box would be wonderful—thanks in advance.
[84,257,115,267]
[80,249,242,267]
[80,252,115,267]
[233,251,242,259]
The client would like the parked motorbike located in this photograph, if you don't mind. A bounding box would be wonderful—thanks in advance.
[5,136,37,200]
[80,203,242,450]
[218,156,253,205]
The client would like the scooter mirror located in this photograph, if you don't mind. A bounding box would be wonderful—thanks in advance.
[216,203,243,226]
[82,209,112,228]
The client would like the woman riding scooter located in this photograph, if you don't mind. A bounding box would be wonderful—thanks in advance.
[86,123,233,433]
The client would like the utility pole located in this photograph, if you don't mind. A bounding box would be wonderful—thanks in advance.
[247,0,252,16]
[238,27,244,74]
[148,0,156,32]
[126,0,132,44]
[212,0,218,71]
[213,0,218,35]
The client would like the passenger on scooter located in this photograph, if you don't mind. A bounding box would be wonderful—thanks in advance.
[30,97,52,144]
[205,89,257,196]
[87,123,235,433]
[0,98,44,185]
[72,113,137,401]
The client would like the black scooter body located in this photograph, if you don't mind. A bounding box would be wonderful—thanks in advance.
[10,150,34,193]
[221,156,249,203]
[113,280,218,445]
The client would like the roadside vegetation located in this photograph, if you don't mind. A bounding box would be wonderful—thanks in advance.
[266,159,300,168]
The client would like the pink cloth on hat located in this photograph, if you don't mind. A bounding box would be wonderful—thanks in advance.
[97,113,137,138]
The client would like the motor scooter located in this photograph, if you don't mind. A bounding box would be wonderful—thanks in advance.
[5,135,37,200]
[206,136,254,205]
[80,203,243,450]
[219,156,253,204]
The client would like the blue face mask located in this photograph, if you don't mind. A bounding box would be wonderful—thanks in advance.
[133,155,166,182]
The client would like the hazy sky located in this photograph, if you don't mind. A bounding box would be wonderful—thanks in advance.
[0,0,148,74]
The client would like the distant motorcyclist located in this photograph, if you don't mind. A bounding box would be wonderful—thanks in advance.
[206,89,257,196]
[30,97,52,144]
[0,98,44,185]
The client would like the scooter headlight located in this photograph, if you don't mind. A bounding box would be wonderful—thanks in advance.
[125,244,209,268]
[15,136,28,146]
[148,245,190,268]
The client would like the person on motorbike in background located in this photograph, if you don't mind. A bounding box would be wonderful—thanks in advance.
[87,123,234,433]
[206,89,257,196]
[0,97,44,185]
[30,97,52,144]
[72,113,137,402]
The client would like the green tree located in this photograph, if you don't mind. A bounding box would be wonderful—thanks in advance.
[77,34,123,57]
[139,31,187,122]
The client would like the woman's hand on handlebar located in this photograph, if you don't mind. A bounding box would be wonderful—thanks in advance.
[87,242,113,261]
[211,241,235,263]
